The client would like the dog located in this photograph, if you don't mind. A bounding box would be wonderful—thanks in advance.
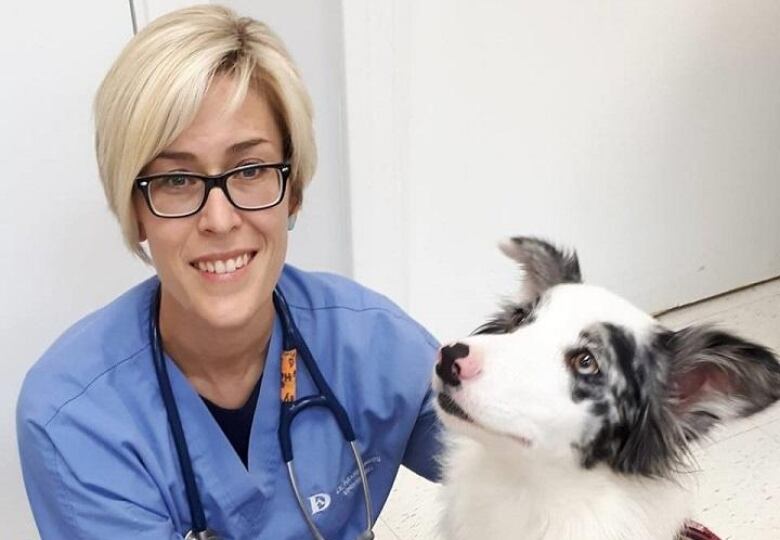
[433,237,780,540]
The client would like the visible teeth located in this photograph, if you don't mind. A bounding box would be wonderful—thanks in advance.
[195,253,253,275]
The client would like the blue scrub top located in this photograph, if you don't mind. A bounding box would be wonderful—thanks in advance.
[17,265,442,539]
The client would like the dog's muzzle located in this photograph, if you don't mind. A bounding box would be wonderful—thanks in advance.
[437,392,472,422]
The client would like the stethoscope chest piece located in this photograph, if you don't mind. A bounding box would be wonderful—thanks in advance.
[185,529,220,540]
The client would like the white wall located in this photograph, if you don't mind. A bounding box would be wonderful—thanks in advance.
[343,0,780,341]
[1,3,148,538]
[340,1,417,308]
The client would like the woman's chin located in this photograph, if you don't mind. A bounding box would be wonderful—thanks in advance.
[194,297,265,331]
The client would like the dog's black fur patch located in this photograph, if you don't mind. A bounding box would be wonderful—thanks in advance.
[573,324,780,478]
[571,323,672,476]
[472,300,538,336]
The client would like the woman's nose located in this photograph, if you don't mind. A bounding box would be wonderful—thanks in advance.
[198,187,241,233]
[436,342,483,387]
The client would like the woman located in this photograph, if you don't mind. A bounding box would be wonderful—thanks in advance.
[17,6,441,539]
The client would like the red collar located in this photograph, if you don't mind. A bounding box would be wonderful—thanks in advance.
[680,521,721,540]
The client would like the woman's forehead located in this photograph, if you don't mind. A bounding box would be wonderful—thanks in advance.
[154,76,284,167]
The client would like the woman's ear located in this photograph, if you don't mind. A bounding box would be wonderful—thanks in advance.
[287,197,301,231]
[132,192,148,242]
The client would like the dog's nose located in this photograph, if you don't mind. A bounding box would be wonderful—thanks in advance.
[436,342,483,386]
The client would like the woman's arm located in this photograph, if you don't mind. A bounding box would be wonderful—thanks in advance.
[402,385,444,482]
[18,416,183,539]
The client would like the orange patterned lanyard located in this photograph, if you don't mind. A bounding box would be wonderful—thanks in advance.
[280,348,298,403]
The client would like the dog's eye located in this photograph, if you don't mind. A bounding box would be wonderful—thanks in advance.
[569,351,599,375]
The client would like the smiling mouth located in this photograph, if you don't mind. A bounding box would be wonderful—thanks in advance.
[190,251,257,275]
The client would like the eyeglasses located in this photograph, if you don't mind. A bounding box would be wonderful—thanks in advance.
[134,162,291,218]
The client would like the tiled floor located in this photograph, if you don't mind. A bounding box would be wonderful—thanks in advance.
[376,277,780,540]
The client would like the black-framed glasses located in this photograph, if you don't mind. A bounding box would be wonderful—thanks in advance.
[134,162,291,218]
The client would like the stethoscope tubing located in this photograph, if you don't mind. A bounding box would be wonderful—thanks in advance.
[273,291,374,538]
[151,288,209,534]
[273,291,357,460]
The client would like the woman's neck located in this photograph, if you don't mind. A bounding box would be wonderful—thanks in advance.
[157,290,275,408]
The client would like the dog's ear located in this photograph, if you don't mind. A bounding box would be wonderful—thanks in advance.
[608,326,780,478]
[499,236,582,302]
[663,326,780,440]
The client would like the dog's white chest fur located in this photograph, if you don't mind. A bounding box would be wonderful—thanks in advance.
[440,437,691,540]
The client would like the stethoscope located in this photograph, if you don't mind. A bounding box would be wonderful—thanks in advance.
[150,285,375,540]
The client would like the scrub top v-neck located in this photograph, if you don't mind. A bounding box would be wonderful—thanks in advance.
[202,376,263,468]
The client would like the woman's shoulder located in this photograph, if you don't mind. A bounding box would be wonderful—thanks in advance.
[18,277,158,427]
[280,264,401,312]
[279,264,438,347]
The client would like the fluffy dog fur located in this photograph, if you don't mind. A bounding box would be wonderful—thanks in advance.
[433,237,780,540]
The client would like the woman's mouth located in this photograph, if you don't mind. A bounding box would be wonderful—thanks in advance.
[190,251,257,275]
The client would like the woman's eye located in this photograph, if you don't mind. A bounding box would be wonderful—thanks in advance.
[239,166,262,179]
[569,351,599,375]
[164,175,191,188]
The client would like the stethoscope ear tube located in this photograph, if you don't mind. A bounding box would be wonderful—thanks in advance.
[273,289,374,539]
[151,288,209,535]
[273,290,357,444]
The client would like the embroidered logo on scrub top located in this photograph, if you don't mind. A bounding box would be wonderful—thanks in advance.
[335,454,382,497]
[305,454,382,518]
[309,492,332,514]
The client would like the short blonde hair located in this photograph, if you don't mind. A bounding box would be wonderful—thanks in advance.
[94,4,316,260]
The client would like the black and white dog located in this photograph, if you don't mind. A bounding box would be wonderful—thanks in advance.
[433,237,780,540]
